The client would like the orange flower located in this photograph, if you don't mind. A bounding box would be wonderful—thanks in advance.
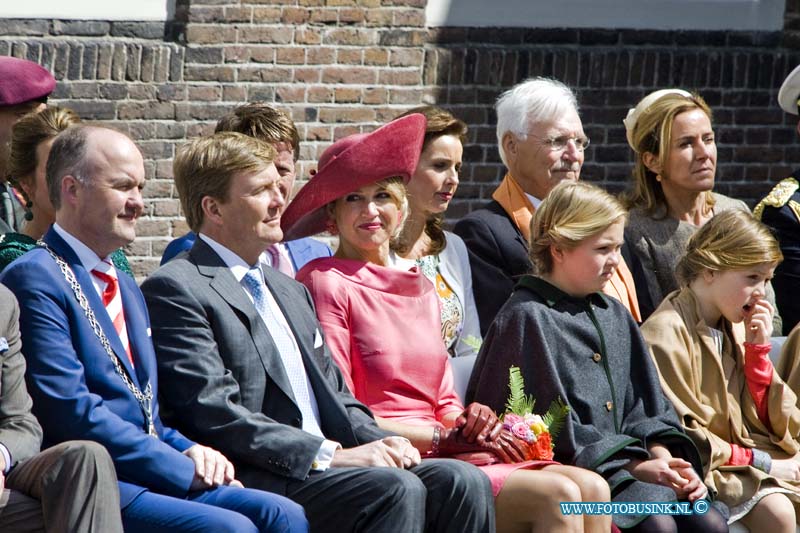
[532,432,554,460]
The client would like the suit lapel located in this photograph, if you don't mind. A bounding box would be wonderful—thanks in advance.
[490,200,529,257]
[192,239,298,405]
[44,230,141,387]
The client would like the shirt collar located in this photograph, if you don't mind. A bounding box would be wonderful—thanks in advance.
[516,275,608,308]
[524,193,542,209]
[52,223,109,273]
[198,233,267,282]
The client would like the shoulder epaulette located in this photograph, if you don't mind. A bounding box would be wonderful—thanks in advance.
[754,177,799,219]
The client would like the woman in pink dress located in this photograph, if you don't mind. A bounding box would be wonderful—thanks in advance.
[281,114,611,533]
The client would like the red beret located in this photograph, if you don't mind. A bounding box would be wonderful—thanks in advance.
[0,56,56,107]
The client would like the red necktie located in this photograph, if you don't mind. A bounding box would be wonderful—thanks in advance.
[92,261,134,366]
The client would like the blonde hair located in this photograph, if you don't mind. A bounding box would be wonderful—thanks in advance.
[676,209,783,285]
[530,181,627,274]
[327,177,408,240]
[9,106,80,196]
[173,132,277,232]
[623,92,715,216]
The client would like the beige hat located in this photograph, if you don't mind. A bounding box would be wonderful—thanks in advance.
[623,88,692,151]
[778,64,800,115]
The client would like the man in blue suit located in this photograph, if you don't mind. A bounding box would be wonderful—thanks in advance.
[0,125,308,533]
[161,103,332,270]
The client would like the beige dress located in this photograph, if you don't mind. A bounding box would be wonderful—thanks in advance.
[643,287,800,521]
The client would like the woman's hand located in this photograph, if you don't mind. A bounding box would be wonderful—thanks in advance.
[437,427,486,456]
[770,458,800,481]
[745,299,774,345]
[454,403,501,444]
[438,425,527,463]
[489,428,528,463]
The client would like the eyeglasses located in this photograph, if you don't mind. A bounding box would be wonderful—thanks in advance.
[524,134,591,153]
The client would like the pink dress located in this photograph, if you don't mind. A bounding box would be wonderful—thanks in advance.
[296,257,553,496]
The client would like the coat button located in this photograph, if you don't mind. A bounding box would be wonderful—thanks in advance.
[605,401,613,411]
[592,353,602,362]
[291,418,302,428]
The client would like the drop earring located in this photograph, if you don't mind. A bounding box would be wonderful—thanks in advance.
[23,200,33,221]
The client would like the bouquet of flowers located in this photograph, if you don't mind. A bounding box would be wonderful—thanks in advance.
[501,366,569,461]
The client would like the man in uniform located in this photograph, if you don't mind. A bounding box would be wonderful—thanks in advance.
[755,65,800,335]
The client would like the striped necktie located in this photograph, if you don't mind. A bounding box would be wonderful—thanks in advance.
[92,260,134,366]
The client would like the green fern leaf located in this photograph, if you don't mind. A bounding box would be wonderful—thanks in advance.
[504,366,525,414]
[505,366,536,415]
[542,397,570,440]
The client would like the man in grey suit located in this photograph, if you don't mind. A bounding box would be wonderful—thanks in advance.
[0,283,123,532]
[141,132,495,533]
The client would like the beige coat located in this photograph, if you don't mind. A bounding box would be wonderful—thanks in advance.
[774,325,800,397]
[642,287,800,507]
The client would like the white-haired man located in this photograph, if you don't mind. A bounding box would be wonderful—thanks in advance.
[454,77,640,334]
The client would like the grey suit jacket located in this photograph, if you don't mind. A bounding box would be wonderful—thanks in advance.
[141,238,388,493]
[0,284,42,469]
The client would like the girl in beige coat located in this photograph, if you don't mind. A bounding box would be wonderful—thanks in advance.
[643,209,800,531]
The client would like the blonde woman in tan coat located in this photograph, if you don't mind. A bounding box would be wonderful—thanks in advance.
[643,209,800,531]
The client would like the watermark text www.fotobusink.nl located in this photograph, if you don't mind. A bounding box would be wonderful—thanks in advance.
[560,500,710,516]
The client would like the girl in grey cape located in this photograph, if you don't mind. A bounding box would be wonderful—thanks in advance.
[467,181,727,532]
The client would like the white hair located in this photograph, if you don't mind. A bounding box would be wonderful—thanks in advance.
[495,77,579,167]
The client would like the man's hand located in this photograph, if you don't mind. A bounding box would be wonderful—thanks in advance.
[454,403,500,444]
[382,437,421,469]
[331,439,417,469]
[183,444,238,491]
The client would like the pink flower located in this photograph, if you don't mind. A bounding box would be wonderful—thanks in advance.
[503,413,523,431]
[511,422,531,441]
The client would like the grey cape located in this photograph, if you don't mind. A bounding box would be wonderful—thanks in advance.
[466,276,704,528]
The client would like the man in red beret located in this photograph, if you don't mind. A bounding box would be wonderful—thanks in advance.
[0,56,56,233]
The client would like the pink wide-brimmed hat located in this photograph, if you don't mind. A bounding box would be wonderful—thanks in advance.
[0,56,56,107]
[281,113,426,240]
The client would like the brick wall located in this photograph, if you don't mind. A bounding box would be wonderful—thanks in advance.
[1,0,799,275]
[430,26,800,220]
